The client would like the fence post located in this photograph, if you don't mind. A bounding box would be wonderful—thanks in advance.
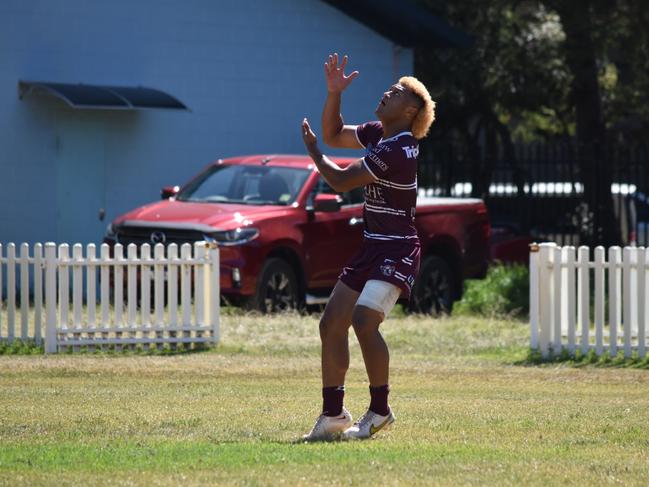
[552,245,562,355]
[529,243,540,351]
[609,246,622,357]
[44,243,57,354]
[7,243,16,343]
[622,247,634,359]
[538,243,555,358]
[565,246,576,355]
[34,243,43,345]
[577,246,590,355]
[20,243,29,341]
[205,242,220,344]
[639,248,648,359]
[594,246,605,355]
[0,244,3,341]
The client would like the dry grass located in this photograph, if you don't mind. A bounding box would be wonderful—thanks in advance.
[1,312,649,486]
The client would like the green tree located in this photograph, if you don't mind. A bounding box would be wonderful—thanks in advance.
[416,0,570,234]
[416,0,649,245]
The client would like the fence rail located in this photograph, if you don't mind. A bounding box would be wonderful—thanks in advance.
[529,242,648,358]
[0,241,220,353]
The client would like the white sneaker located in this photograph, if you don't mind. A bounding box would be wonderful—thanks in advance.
[343,409,395,440]
[302,407,353,441]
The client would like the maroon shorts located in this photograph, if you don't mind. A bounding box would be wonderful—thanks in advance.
[339,239,421,300]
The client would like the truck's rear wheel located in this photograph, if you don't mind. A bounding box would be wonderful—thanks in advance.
[408,256,455,315]
[250,258,299,313]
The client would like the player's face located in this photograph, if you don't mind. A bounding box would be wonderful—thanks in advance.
[375,84,413,121]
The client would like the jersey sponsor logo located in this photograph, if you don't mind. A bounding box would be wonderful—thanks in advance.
[364,184,385,203]
[368,150,389,171]
[402,145,419,159]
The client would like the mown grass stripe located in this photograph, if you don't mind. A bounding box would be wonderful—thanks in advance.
[0,441,510,471]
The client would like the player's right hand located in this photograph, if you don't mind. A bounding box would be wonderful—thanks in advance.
[324,53,359,94]
[302,118,318,153]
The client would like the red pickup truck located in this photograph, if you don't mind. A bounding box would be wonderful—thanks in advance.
[104,155,489,314]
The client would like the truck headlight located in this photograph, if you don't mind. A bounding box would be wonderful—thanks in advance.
[208,227,259,246]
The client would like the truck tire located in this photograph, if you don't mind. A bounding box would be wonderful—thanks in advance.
[249,258,299,313]
[408,255,455,315]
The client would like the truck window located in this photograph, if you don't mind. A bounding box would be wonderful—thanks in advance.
[177,165,309,206]
[313,177,364,206]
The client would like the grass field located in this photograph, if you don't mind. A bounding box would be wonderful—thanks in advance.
[1,310,649,486]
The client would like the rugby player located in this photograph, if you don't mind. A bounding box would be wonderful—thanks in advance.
[301,53,435,440]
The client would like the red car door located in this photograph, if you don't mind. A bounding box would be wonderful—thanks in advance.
[302,178,365,289]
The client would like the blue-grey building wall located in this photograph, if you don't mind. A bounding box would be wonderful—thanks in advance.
[0,0,413,245]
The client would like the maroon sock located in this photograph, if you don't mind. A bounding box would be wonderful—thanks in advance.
[322,386,345,417]
[369,384,390,416]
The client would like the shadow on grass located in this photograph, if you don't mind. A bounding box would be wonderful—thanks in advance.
[0,339,216,357]
[514,347,649,369]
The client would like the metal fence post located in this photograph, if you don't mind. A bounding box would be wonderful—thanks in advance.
[44,243,57,354]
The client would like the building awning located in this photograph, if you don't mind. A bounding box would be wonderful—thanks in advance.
[18,81,188,110]
[322,0,472,48]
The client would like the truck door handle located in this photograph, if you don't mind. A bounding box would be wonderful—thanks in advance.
[349,217,363,226]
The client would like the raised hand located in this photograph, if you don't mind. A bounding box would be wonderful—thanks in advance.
[302,118,318,153]
[324,53,359,94]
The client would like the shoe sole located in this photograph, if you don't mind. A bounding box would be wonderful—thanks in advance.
[301,421,353,442]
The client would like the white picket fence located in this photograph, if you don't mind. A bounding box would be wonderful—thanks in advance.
[0,241,219,353]
[530,242,648,359]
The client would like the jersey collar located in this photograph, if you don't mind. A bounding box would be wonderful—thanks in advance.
[380,131,413,143]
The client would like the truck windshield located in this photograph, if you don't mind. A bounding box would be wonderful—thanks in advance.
[177,164,310,205]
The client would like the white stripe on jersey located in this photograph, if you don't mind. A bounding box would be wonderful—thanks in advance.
[379,131,413,143]
[364,231,419,241]
[375,177,417,190]
[365,207,406,216]
[365,203,406,216]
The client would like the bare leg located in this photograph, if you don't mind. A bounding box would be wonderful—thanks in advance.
[320,281,360,387]
[351,305,388,386]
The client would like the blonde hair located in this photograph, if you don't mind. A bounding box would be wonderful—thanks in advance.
[399,76,435,139]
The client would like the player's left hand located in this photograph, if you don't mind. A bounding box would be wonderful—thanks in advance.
[302,118,318,153]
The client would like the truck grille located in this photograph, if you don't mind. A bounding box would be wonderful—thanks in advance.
[116,225,206,246]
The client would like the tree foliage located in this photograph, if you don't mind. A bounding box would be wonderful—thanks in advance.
[415,0,649,245]
[417,0,649,144]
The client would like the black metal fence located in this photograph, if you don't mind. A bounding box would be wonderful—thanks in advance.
[418,141,649,247]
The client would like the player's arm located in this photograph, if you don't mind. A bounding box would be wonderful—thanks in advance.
[321,53,362,149]
[302,118,375,192]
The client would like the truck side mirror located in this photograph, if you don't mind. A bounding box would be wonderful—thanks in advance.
[313,193,342,212]
[161,185,179,199]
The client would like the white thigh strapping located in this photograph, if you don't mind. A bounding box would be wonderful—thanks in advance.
[356,280,401,317]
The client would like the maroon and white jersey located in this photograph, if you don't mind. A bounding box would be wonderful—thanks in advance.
[355,121,419,242]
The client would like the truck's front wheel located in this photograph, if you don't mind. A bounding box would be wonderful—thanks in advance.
[249,258,299,313]
[408,256,455,315]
